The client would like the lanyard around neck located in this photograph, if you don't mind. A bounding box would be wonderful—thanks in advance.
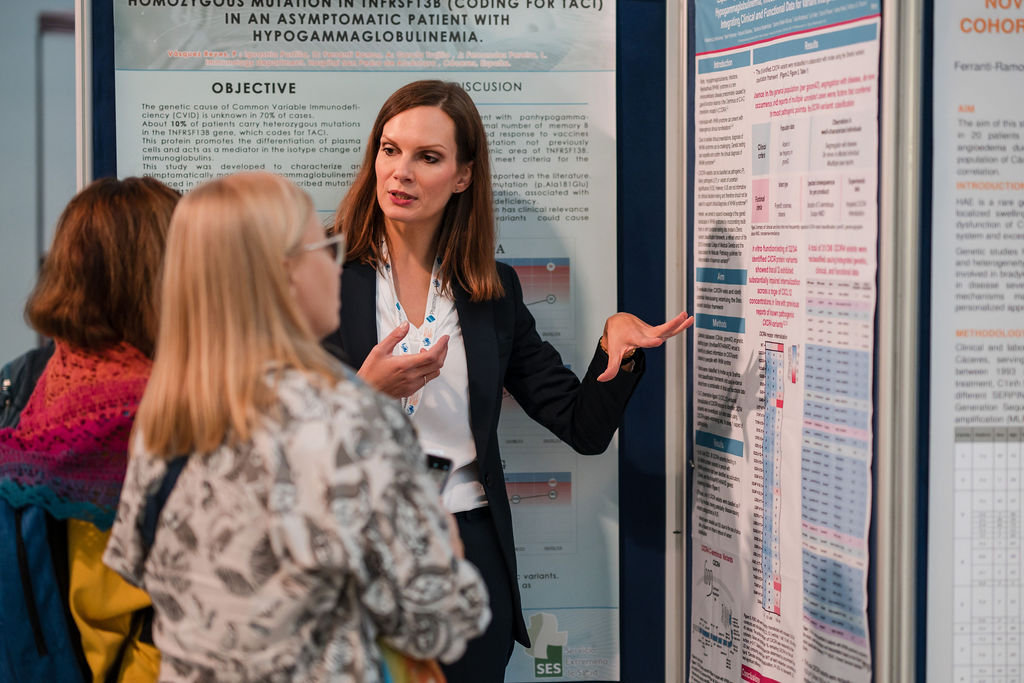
[380,242,443,416]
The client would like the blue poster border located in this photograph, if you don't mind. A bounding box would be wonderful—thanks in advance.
[916,1,933,681]
[616,0,670,680]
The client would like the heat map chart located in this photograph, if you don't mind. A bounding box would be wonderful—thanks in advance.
[505,470,577,555]
[501,256,574,356]
[507,472,573,506]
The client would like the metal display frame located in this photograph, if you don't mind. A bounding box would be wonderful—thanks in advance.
[78,1,674,680]
[664,1,928,680]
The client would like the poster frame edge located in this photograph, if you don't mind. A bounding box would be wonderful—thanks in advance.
[875,0,925,680]
[75,0,92,189]
[664,0,688,681]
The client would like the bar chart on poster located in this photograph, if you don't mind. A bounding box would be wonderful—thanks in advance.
[506,471,577,554]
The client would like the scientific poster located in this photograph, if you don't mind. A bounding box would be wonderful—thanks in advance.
[688,1,879,681]
[927,2,1024,681]
[112,1,618,680]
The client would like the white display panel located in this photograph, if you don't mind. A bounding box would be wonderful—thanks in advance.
[688,1,880,681]
[928,3,1024,681]
[112,1,620,679]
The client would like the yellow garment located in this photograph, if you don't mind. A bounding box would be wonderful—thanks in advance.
[67,519,161,683]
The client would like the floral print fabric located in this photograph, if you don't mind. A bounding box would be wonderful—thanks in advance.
[104,368,489,682]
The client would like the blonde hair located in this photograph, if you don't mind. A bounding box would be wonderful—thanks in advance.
[137,172,341,457]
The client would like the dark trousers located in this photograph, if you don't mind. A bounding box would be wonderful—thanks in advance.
[441,507,517,683]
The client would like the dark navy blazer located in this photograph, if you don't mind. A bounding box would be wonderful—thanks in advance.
[323,259,644,645]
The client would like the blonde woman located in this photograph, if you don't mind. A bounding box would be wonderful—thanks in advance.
[103,172,489,682]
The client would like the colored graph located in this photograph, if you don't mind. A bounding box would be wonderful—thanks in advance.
[497,248,578,556]
[503,465,577,554]
[507,472,572,506]
[502,257,574,354]
[505,257,571,307]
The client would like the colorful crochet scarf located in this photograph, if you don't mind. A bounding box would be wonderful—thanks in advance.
[380,645,445,683]
[0,342,150,530]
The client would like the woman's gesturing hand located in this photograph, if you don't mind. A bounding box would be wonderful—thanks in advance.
[596,310,695,382]
[357,322,450,398]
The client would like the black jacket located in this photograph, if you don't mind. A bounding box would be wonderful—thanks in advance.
[1,343,55,429]
[323,260,644,644]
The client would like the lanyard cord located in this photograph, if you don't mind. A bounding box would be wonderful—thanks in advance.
[380,242,443,416]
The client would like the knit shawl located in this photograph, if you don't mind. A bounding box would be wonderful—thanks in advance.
[0,342,150,530]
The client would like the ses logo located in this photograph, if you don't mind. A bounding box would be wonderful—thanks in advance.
[525,613,568,678]
[534,645,563,678]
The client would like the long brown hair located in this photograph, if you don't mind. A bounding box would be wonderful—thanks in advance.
[335,80,503,301]
[137,172,340,457]
[25,176,180,357]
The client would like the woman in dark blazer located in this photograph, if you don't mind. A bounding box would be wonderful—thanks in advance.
[323,80,693,682]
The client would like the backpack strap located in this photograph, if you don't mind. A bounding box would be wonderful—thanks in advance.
[103,606,153,683]
[103,456,187,682]
[45,514,92,676]
[139,456,188,567]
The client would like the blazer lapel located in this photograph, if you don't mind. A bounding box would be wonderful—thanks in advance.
[338,261,379,367]
[454,284,499,464]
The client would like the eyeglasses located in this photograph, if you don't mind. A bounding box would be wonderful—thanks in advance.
[298,232,346,266]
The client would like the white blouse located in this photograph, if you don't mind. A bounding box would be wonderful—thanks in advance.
[375,264,488,514]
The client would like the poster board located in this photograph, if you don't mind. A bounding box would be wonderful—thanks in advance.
[686,1,880,681]
[927,2,1024,681]
[92,0,626,679]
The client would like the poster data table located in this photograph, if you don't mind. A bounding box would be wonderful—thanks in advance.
[952,427,1023,682]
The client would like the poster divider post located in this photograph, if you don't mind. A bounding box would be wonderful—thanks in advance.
[875,0,925,680]
[75,0,92,189]
[664,0,689,681]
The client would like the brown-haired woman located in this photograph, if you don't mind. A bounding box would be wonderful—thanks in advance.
[325,79,694,682]
[0,176,179,681]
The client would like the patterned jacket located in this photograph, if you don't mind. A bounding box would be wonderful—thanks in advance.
[104,368,490,682]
